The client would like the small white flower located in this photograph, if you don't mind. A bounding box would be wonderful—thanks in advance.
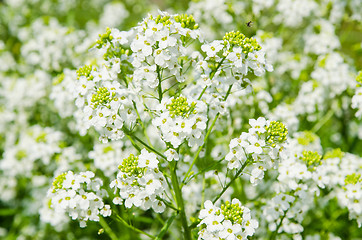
[152,200,166,213]
[201,40,224,58]
[138,149,159,169]
[219,220,241,240]
[164,148,179,161]
[249,117,267,134]
[100,205,112,217]
[63,171,80,190]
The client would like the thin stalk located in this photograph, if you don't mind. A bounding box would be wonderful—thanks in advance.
[159,198,178,211]
[126,132,167,160]
[311,108,334,133]
[212,160,249,204]
[157,66,163,102]
[188,160,250,230]
[114,214,155,239]
[169,161,191,240]
[195,55,228,104]
[182,84,233,184]
[182,112,220,184]
[269,209,288,240]
[155,213,177,240]
[126,134,141,152]
[184,157,224,184]
[99,216,118,240]
[133,100,152,146]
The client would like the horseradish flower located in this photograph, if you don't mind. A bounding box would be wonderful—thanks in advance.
[225,118,288,185]
[153,95,207,148]
[198,199,258,239]
[46,171,110,228]
[110,150,166,213]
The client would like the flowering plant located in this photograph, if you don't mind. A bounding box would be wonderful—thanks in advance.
[0,0,361,239]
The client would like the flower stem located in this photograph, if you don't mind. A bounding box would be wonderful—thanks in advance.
[311,108,334,133]
[269,208,288,240]
[124,129,167,160]
[212,160,249,204]
[155,213,177,240]
[182,84,233,185]
[182,112,220,184]
[169,161,191,240]
[157,66,163,102]
[114,214,155,239]
[99,216,118,240]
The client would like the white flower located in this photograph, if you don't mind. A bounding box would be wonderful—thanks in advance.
[249,117,267,134]
[201,40,224,58]
[156,29,177,49]
[138,149,159,169]
[243,219,258,237]
[152,200,166,213]
[202,214,225,233]
[100,205,112,217]
[130,35,154,57]
[199,200,218,219]
[219,220,241,240]
[63,171,80,190]
[164,149,179,161]
[246,135,265,154]
[154,48,171,67]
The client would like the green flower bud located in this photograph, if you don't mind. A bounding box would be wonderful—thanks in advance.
[297,131,318,146]
[166,96,197,118]
[52,172,67,192]
[265,121,288,146]
[301,150,322,171]
[345,173,362,185]
[223,31,262,54]
[221,201,244,225]
[323,148,344,160]
[174,14,199,29]
[77,64,95,81]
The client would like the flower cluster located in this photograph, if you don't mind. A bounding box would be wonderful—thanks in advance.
[110,149,167,213]
[352,71,362,118]
[46,171,111,228]
[199,30,272,90]
[0,125,63,177]
[339,174,362,227]
[198,199,258,240]
[262,193,296,232]
[75,63,137,142]
[225,117,288,185]
[88,140,132,177]
[2,0,362,238]
[153,95,207,148]
[131,12,201,87]
[261,131,362,238]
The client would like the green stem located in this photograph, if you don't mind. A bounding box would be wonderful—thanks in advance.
[182,112,220,184]
[311,108,334,133]
[114,214,155,239]
[188,160,250,230]
[124,130,167,160]
[210,55,227,79]
[99,216,118,240]
[269,208,288,240]
[157,66,163,102]
[212,160,249,204]
[169,161,191,240]
[194,55,228,105]
[126,134,141,152]
[155,213,177,240]
[132,100,152,146]
[184,157,224,184]
[182,84,233,184]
